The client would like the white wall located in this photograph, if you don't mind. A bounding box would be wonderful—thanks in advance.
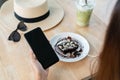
[93,0,117,25]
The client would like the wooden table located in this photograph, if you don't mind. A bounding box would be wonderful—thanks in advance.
[0,0,107,80]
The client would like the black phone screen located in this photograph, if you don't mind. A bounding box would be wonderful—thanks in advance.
[24,27,59,69]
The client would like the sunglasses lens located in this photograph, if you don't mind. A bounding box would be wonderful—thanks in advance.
[17,21,27,31]
[8,31,21,42]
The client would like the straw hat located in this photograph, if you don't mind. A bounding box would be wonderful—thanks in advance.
[0,0,64,31]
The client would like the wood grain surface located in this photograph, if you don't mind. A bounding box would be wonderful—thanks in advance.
[0,0,107,80]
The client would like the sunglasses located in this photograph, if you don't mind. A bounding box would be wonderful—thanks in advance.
[8,21,27,42]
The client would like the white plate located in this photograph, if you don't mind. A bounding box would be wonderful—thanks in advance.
[50,32,90,62]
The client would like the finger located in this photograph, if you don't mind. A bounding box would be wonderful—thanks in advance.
[29,48,33,53]
[33,59,49,72]
[45,68,49,72]
[29,50,36,60]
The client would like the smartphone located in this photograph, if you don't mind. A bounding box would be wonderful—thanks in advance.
[24,27,59,69]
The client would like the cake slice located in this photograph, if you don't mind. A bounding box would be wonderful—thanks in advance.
[55,36,83,58]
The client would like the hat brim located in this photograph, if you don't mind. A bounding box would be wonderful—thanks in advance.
[0,0,64,31]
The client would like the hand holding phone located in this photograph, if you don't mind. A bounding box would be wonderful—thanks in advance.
[24,27,59,69]
[30,52,49,80]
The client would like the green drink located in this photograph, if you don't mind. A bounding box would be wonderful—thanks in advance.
[76,0,95,27]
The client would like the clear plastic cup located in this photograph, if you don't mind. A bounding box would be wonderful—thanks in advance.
[76,0,95,27]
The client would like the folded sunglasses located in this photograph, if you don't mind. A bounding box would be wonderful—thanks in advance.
[8,21,27,42]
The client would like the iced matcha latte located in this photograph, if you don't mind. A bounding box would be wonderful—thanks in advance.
[76,0,95,27]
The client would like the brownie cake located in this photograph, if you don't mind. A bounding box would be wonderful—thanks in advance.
[55,36,83,58]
